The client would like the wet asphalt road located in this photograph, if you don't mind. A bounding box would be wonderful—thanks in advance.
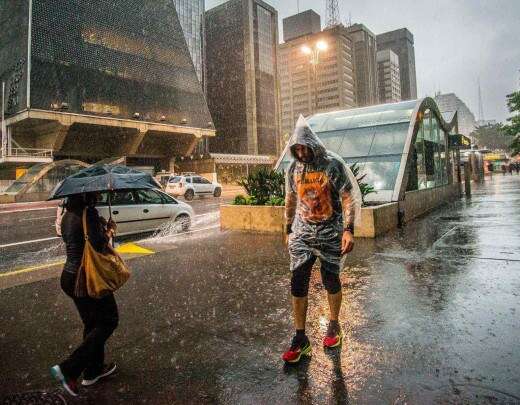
[1,175,519,404]
[0,196,225,273]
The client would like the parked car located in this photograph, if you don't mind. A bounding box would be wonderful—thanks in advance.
[164,174,222,201]
[56,189,193,237]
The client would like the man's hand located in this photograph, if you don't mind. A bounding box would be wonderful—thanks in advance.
[341,230,354,255]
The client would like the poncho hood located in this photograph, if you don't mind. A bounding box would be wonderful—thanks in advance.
[289,115,327,163]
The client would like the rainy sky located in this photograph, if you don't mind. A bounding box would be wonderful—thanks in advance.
[206,0,520,123]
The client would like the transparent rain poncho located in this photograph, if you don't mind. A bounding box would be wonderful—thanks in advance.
[285,116,362,273]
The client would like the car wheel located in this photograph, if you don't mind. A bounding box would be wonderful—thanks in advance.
[213,187,222,197]
[175,214,191,232]
[184,189,194,201]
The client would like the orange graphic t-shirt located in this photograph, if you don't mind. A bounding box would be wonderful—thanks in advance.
[295,171,334,223]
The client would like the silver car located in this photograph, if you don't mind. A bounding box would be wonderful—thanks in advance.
[56,189,193,237]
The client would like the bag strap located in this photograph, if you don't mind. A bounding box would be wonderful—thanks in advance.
[82,208,89,241]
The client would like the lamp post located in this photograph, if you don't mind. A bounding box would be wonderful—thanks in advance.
[302,40,328,114]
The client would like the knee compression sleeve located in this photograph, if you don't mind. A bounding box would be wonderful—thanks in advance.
[321,270,341,294]
[291,264,313,297]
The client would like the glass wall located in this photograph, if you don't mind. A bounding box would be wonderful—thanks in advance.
[407,110,449,190]
[172,0,205,83]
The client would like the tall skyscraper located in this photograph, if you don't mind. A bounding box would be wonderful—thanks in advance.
[283,9,321,42]
[377,28,417,100]
[377,49,401,103]
[172,0,205,85]
[278,19,355,137]
[347,23,378,107]
[435,93,477,138]
[205,0,280,156]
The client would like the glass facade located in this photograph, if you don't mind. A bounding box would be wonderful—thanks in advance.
[172,0,205,84]
[0,1,29,116]
[408,110,450,190]
[254,3,278,156]
[277,99,455,203]
[28,0,211,128]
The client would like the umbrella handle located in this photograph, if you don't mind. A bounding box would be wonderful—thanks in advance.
[108,192,115,248]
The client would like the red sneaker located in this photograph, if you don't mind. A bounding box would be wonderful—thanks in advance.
[282,335,312,364]
[323,323,344,348]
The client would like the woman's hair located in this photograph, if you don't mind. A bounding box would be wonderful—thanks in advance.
[63,194,87,211]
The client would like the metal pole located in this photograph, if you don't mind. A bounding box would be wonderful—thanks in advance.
[1,82,6,158]
[26,0,33,110]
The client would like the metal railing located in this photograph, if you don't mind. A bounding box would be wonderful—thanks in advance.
[8,148,53,158]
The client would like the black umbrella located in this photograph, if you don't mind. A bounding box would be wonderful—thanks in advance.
[48,164,161,219]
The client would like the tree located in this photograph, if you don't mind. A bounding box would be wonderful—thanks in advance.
[502,91,520,156]
[471,123,511,151]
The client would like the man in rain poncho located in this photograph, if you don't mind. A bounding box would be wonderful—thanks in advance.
[282,116,359,364]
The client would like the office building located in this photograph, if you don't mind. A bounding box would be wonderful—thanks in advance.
[377,49,401,103]
[205,0,280,156]
[278,22,355,137]
[0,0,214,180]
[282,9,321,42]
[346,24,378,107]
[435,93,477,138]
[172,0,205,85]
[377,28,417,100]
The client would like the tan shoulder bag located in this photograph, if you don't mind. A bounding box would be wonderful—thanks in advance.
[75,208,130,298]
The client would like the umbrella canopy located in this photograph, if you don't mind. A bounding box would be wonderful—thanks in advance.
[48,164,161,200]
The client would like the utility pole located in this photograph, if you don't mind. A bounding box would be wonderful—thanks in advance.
[325,0,340,28]
[1,82,6,159]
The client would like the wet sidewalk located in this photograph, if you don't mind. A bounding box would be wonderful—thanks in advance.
[1,175,519,404]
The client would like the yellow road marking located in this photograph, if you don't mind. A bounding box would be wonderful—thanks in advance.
[0,261,65,278]
[115,243,155,255]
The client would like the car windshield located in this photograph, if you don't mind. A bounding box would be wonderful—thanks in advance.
[169,176,182,183]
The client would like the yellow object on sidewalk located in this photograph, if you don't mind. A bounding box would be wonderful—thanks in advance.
[115,243,155,255]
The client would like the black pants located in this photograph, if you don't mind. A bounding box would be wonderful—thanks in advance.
[291,256,341,297]
[60,271,119,380]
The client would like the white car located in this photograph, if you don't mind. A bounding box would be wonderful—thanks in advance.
[56,189,193,237]
[165,174,222,201]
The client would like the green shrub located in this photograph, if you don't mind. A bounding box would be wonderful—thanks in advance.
[237,168,285,206]
[350,163,376,203]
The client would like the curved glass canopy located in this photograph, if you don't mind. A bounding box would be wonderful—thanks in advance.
[276,98,458,203]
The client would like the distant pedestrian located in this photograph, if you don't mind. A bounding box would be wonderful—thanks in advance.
[50,193,118,397]
[515,163,520,174]
[282,117,359,364]
[502,164,507,175]
[508,165,513,175]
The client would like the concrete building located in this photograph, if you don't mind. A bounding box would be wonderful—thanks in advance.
[435,93,477,139]
[377,49,401,103]
[172,0,206,85]
[205,0,280,157]
[347,23,378,107]
[0,0,214,186]
[377,28,417,101]
[282,9,321,42]
[278,22,355,138]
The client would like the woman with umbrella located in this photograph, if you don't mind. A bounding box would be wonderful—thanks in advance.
[49,165,158,396]
[50,192,118,396]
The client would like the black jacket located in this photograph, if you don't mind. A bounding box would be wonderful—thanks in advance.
[61,207,109,275]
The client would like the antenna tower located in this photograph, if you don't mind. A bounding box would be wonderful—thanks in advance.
[477,77,484,122]
[326,0,340,28]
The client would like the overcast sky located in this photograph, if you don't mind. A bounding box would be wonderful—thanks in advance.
[206,0,520,123]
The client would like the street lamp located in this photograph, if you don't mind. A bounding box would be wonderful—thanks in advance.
[301,40,328,113]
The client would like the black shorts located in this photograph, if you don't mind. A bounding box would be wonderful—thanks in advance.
[291,256,341,297]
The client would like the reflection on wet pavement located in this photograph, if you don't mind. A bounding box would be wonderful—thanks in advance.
[1,176,520,403]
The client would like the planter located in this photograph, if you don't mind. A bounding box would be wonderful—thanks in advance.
[220,205,285,233]
[220,203,400,238]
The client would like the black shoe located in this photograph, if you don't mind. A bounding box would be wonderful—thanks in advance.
[82,363,117,386]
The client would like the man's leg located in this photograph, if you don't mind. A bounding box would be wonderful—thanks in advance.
[282,256,316,363]
[321,264,344,348]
